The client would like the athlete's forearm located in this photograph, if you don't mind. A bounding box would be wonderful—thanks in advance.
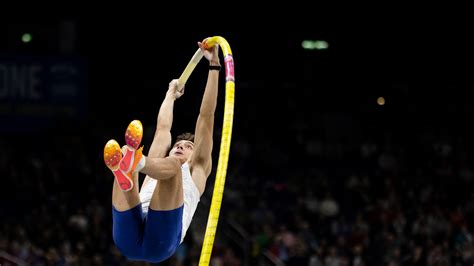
[199,70,219,116]
[156,92,176,131]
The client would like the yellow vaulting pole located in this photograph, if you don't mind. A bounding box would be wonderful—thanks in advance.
[198,36,235,266]
[177,49,203,89]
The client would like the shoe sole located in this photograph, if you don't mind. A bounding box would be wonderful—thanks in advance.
[125,120,143,149]
[121,120,143,173]
[104,139,133,191]
[104,139,122,170]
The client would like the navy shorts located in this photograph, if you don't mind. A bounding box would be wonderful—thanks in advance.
[112,204,183,263]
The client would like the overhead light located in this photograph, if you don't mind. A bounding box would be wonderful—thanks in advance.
[302,40,328,50]
[377,97,386,106]
[22,33,32,43]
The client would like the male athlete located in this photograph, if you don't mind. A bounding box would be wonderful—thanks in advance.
[103,38,220,262]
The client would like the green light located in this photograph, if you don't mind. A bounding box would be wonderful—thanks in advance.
[314,41,328,50]
[22,33,32,43]
[302,40,313,49]
[301,40,329,50]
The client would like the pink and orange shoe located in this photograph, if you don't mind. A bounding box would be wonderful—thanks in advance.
[104,139,134,191]
[104,120,145,191]
[120,120,144,174]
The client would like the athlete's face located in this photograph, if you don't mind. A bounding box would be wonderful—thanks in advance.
[169,140,194,164]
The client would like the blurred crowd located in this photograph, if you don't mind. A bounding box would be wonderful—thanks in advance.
[1,111,474,266]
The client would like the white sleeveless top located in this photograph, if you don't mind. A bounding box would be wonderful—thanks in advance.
[139,162,201,243]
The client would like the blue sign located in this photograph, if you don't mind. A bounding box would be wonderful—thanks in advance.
[0,56,87,132]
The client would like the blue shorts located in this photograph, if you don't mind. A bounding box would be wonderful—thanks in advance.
[112,204,183,263]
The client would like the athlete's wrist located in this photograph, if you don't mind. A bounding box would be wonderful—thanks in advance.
[209,60,220,67]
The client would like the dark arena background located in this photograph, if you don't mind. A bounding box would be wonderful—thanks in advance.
[1,11,474,266]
